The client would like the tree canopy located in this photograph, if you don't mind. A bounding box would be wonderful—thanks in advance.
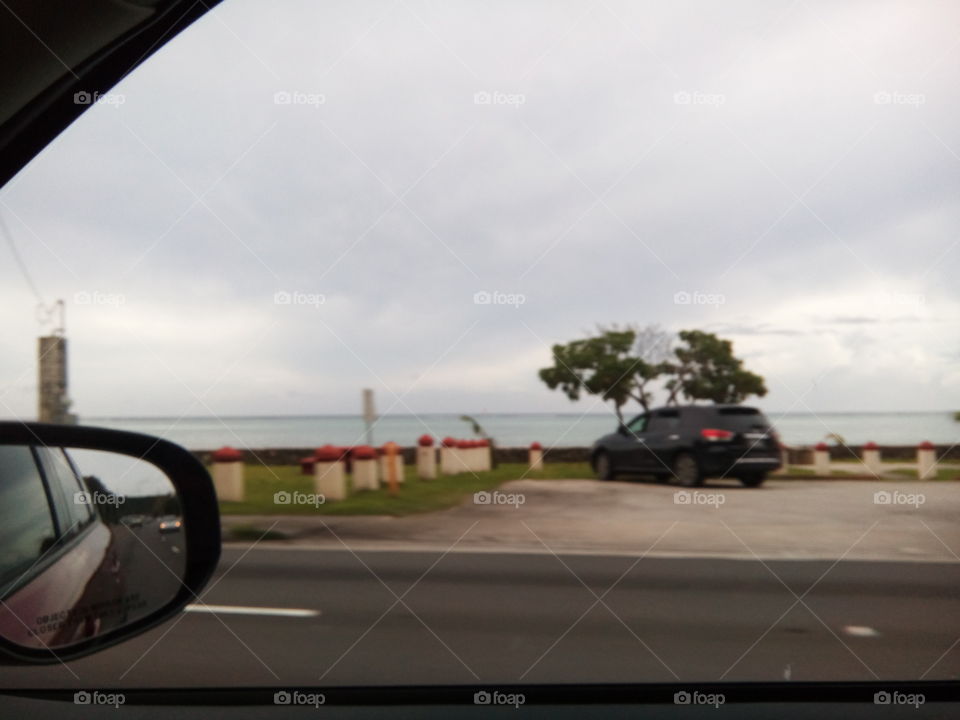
[539,326,766,421]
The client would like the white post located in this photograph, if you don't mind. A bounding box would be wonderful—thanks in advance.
[440,438,458,475]
[479,440,491,471]
[352,447,379,491]
[313,446,346,501]
[211,447,244,502]
[417,435,437,479]
[917,441,937,480]
[862,442,882,477]
[529,442,543,472]
[813,443,830,476]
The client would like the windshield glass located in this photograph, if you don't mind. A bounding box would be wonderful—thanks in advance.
[1,0,958,697]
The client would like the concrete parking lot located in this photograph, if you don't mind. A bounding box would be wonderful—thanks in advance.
[223,478,960,562]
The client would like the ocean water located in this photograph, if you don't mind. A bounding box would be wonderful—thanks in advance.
[80,412,958,450]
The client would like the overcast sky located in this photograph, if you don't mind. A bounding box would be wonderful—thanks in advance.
[1,0,958,421]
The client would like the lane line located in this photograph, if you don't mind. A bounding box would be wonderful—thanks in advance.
[843,625,880,637]
[184,604,319,618]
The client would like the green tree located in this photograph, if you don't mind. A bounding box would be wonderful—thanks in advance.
[629,323,673,411]
[663,330,767,404]
[539,327,767,417]
[538,328,652,423]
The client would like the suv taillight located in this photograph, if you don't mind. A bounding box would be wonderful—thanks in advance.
[701,428,734,441]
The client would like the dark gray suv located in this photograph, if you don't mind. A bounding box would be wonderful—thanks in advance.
[591,405,782,487]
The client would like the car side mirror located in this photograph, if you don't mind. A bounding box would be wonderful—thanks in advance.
[0,423,220,664]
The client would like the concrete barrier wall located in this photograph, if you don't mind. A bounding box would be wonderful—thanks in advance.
[193,444,960,467]
[193,446,590,466]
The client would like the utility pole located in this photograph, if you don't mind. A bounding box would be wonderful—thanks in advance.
[2,212,75,424]
[37,300,75,424]
[362,388,376,445]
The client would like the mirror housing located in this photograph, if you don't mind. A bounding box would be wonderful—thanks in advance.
[0,422,220,664]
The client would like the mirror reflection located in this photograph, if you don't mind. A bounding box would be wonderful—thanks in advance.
[0,446,185,650]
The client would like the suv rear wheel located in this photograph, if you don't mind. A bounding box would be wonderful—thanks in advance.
[739,473,766,488]
[672,452,703,487]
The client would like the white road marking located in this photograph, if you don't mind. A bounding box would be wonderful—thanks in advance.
[843,625,880,637]
[184,604,319,618]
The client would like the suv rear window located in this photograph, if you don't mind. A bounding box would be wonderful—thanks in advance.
[713,407,771,432]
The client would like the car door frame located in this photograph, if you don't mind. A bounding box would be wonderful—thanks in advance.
[613,413,650,472]
[641,408,683,474]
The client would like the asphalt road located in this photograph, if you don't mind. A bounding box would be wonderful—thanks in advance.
[2,548,958,689]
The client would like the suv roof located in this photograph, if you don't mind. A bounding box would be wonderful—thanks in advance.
[650,405,763,414]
